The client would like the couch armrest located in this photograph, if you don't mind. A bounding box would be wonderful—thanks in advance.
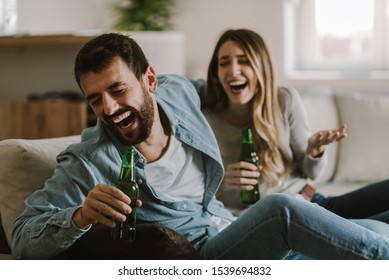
[0,136,81,249]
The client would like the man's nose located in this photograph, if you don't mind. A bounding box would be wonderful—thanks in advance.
[102,93,119,116]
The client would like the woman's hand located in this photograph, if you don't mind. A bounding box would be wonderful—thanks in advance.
[72,184,142,229]
[223,161,261,191]
[307,124,347,158]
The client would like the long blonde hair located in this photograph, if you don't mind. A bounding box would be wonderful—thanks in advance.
[205,29,290,187]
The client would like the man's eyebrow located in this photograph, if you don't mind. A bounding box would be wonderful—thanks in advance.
[85,82,128,101]
[107,82,128,90]
[86,92,99,102]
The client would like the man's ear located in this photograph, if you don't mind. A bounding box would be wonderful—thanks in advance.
[144,66,158,93]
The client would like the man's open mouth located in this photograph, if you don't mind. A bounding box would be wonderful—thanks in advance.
[112,110,136,129]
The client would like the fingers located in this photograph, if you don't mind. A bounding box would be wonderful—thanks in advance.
[224,162,261,191]
[310,125,348,146]
[88,185,131,215]
[227,161,258,171]
[75,184,141,229]
[224,176,258,191]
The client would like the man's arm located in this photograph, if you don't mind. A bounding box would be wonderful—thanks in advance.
[11,154,96,259]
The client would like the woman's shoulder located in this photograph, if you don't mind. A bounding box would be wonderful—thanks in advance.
[278,86,300,102]
[277,86,303,112]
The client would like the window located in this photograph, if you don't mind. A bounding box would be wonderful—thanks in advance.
[284,0,389,77]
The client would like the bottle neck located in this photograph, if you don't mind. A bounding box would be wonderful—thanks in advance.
[241,128,253,145]
[240,128,256,162]
[119,148,135,181]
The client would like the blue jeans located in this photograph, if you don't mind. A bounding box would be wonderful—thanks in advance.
[200,194,389,259]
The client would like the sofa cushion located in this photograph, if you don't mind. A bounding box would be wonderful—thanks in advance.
[0,135,81,247]
[299,87,340,183]
[334,93,389,182]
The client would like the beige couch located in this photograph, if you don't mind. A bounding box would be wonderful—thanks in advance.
[0,136,80,259]
[300,87,389,195]
[1,88,389,258]
[0,136,199,259]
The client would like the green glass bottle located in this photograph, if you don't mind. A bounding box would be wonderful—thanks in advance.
[239,128,260,204]
[111,147,139,242]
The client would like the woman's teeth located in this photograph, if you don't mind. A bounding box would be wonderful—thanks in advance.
[229,81,247,91]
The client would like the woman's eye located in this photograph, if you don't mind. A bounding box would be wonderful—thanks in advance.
[219,61,229,67]
[239,59,250,64]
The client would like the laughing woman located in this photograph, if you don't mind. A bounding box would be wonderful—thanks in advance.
[200,28,389,222]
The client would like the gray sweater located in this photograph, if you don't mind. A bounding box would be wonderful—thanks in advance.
[202,87,326,211]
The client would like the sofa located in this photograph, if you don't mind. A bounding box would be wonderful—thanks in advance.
[298,87,389,195]
[0,136,200,260]
[1,87,389,259]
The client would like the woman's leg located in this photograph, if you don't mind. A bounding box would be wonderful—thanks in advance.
[200,194,389,260]
[316,179,389,220]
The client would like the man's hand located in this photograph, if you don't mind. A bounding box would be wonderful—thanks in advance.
[73,184,142,229]
[307,124,347,158]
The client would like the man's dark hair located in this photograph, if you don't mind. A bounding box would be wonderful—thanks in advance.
[74,33,149,88]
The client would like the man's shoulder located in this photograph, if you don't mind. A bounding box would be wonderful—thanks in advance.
[157,74,197,95]
[156,74,200,107]
[157,74,191,85]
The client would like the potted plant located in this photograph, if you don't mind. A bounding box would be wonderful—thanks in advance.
[114,0,174,31]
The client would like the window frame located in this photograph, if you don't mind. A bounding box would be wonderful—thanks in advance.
[284,0,389,78]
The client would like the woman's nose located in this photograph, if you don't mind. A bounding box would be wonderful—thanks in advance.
[229,61,241,76]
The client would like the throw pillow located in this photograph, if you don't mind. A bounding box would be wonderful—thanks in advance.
[299,88,339,183]
[0,136,81,247]
[334,93,389,182]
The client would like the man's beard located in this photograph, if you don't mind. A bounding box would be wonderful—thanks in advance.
[109,84,155,146]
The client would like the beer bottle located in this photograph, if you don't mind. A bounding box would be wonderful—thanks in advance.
[239,128,260,204]
[111,147,139,242]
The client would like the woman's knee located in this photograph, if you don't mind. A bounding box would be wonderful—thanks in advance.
[250,193,302,216]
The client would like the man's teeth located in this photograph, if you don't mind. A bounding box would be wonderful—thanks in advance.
[113,111,132,124]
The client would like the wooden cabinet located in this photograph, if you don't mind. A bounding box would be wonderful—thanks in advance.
[0,34,95,48]
[0,100,87,140]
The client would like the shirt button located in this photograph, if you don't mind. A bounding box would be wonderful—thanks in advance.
[175,118,180,123]
[62,220,67,225]
[137,179,143,185]
[138,158,144,163]
[182,204,187,209]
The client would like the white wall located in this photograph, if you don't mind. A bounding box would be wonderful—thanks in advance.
[17,0,117,33]
[172,0,389,94]
[1,0,388,100]
[172,0,284,80]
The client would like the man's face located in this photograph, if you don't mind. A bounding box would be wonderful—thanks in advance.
[81,57,155,145]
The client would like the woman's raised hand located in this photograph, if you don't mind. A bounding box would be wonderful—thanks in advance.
[307,124,347,158]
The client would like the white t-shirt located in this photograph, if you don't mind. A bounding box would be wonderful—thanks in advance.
[145,134,205,203]
[145,134,232,231]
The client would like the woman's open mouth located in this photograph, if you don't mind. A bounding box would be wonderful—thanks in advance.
[229,80,248,93]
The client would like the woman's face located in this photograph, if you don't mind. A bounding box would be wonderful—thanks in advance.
[217,39,258,107]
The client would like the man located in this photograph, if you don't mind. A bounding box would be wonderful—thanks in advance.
[12,33,389,259]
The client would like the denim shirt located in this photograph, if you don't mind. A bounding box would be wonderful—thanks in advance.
[12,74,236,259]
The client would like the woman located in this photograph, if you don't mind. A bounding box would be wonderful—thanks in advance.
[201,28,389,222]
